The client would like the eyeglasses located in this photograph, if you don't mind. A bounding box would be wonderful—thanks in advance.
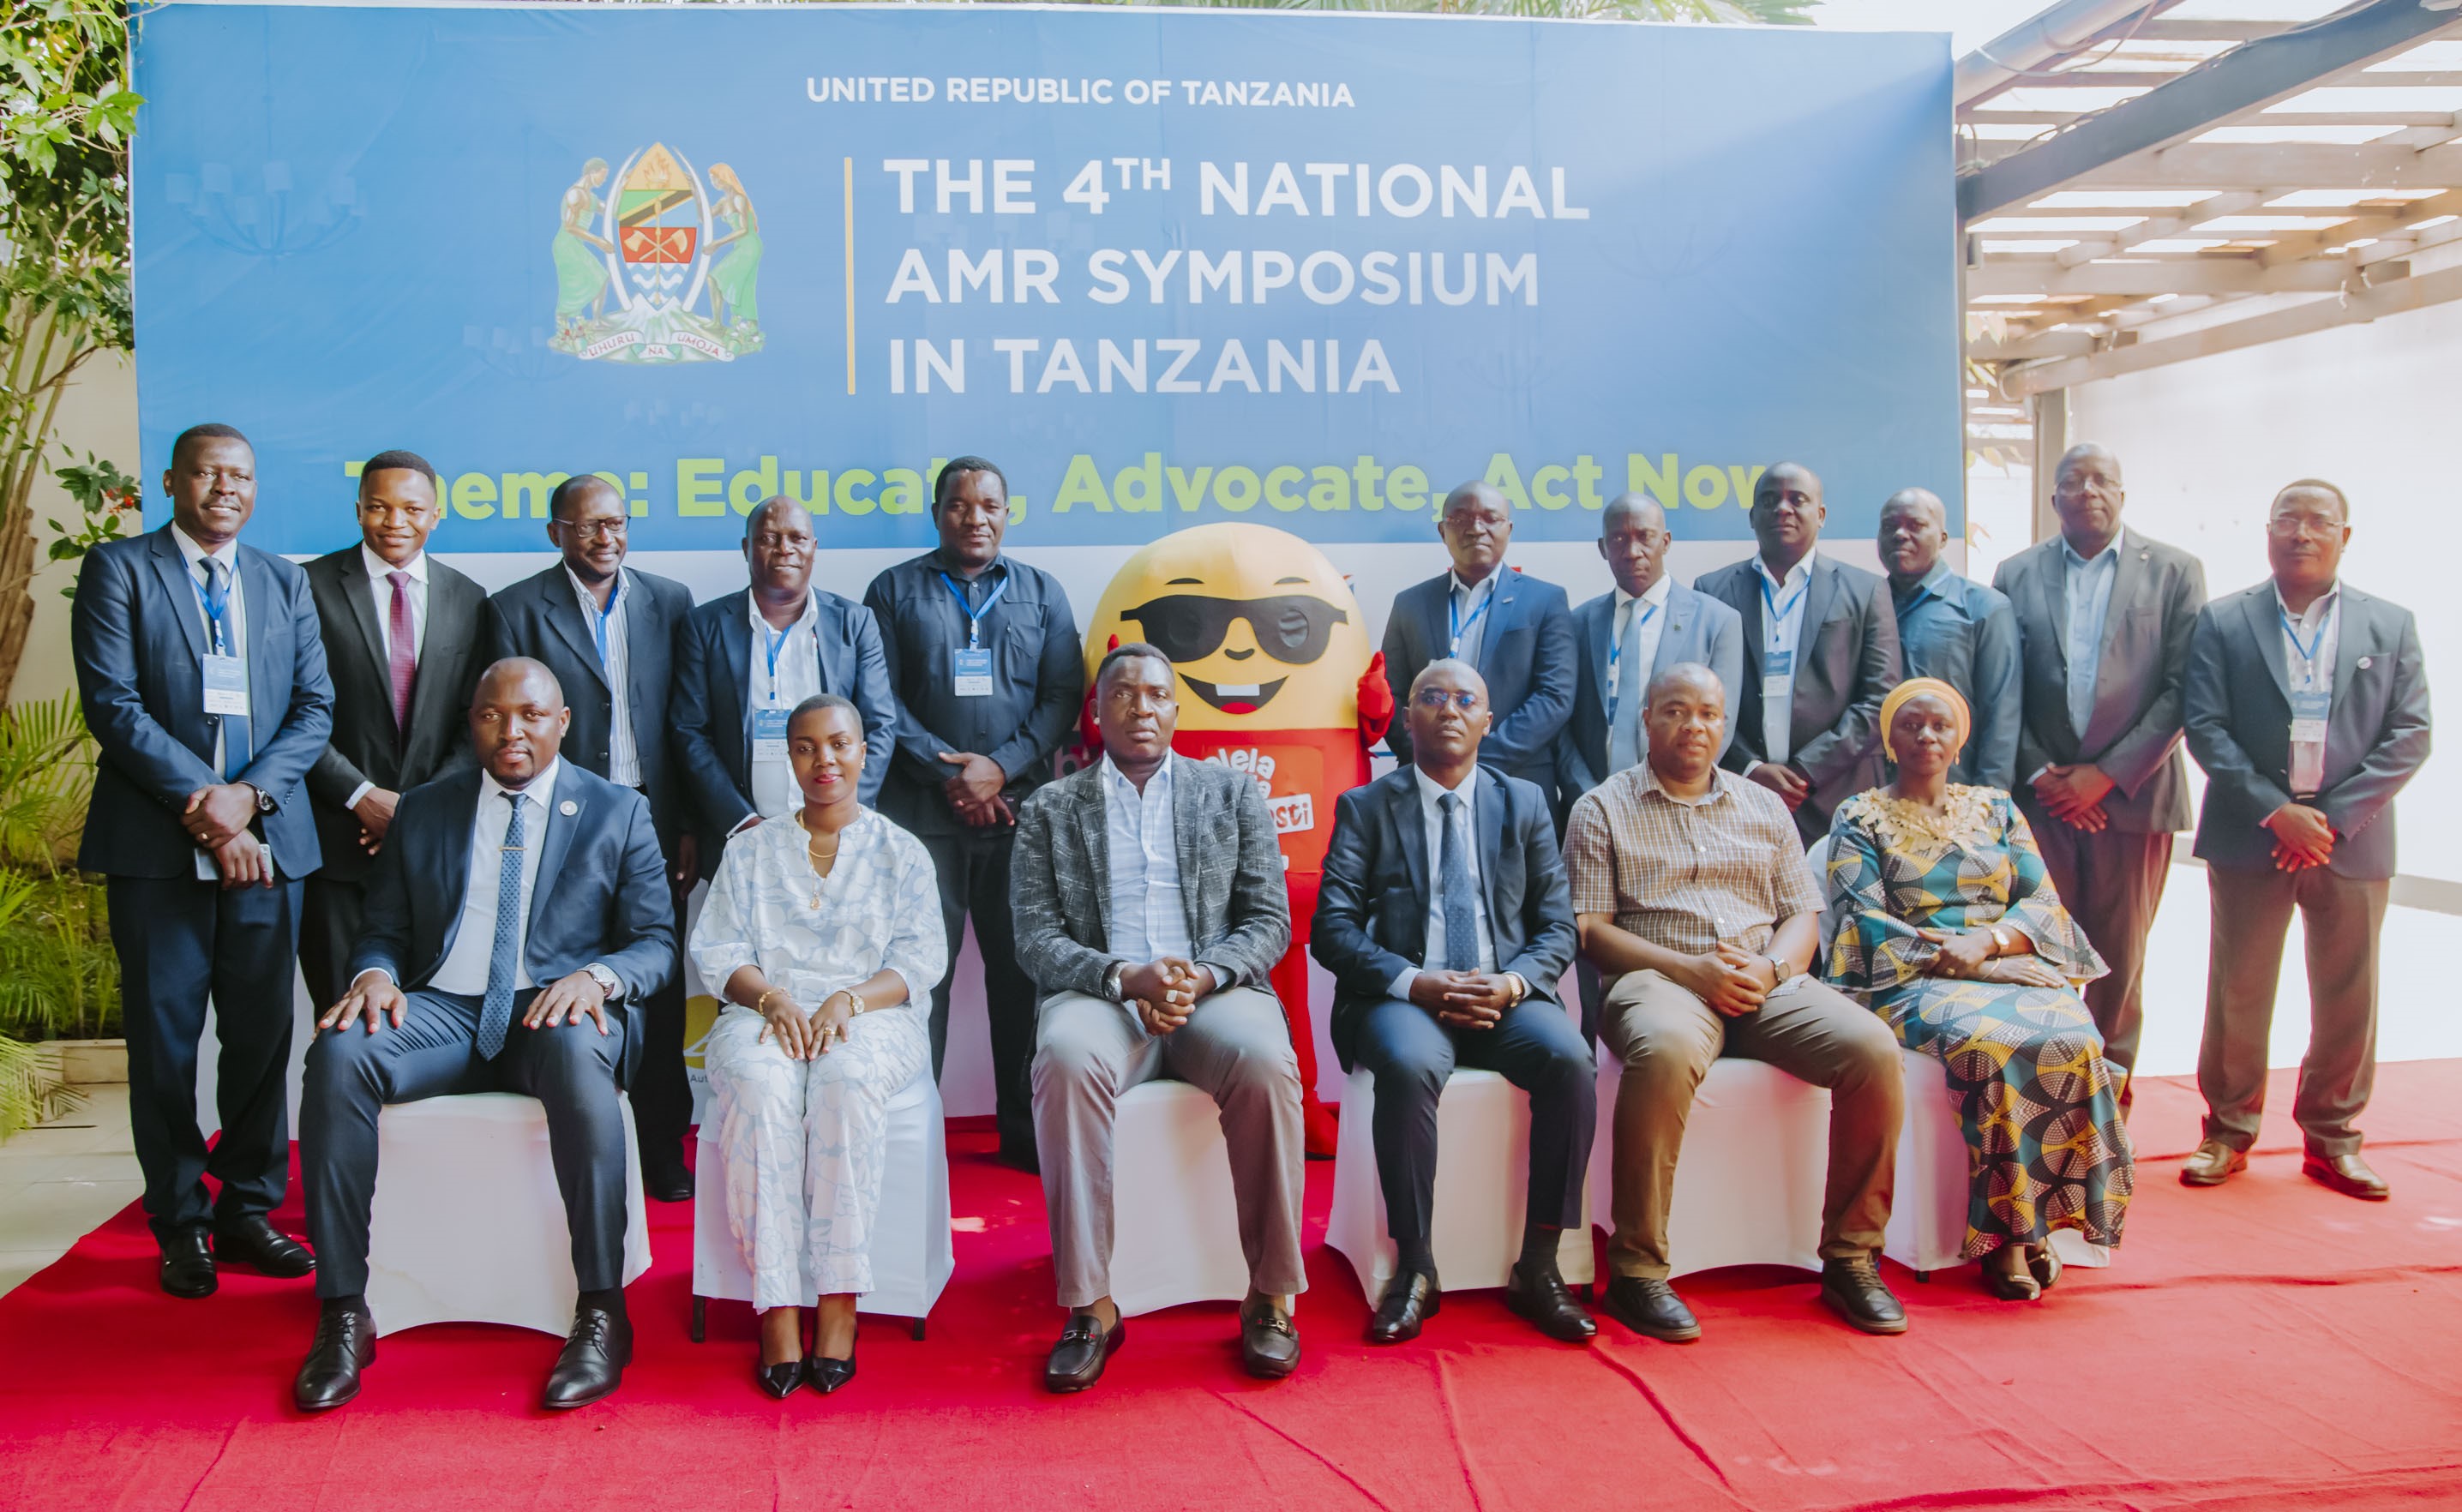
[557,518,628,541]
[1120,594,1348,666]
[1413,688,1484,712]
[2267,514,2341,539]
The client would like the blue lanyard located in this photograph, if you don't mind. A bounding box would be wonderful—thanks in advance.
[939,570,1010,649]
[582,573,622,668]
[1448,585,1491,654]
[1759,571,1807,639]
[192,560,234,656]
[1603,598,1660,718]
[2279,603,2332,685]
[761,620,794,701]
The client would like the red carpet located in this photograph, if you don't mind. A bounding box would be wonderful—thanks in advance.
[4,1065,2461,1512]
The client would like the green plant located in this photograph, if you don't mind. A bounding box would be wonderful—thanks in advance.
[45,445,137,592]
[0,1032,81,1141]
[0,870,116,1042]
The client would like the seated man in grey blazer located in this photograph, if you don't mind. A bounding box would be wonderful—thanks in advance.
[2182,480,2430,1201]
[1315,659,1593,1347]
[1012,642,1305,1393]
[1694,464,1901,845]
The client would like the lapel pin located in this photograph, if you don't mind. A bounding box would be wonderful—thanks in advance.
[2357,657,2373,670]
[560,800,579,816]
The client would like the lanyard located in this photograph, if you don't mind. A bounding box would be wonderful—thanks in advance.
[2279,602,2333,687]
[1603,597,1660,720]
[1448,584,1491,655]
[939,570,1011,649]
[192,559,234,656]
[761,620,795,702]
[582,573,623,669]
[1759,570,1808,643]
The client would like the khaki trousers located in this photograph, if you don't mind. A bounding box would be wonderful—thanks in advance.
[2199,862,2388,1159]
[1600,969,1903,1281]
[1031,987,1308,1309]
[2023,811,2175,1078]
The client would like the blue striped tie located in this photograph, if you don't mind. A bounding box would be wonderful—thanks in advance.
[1438,792,1479,972]
[475,792,527,1060]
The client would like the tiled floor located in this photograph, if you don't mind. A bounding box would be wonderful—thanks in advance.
[0,1084,139,1295]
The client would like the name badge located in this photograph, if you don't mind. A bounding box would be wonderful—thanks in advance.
[2289,690,2330,745]
[753,706,791,763]
[201,654,249,717]
[953,647,994,698]
[1762,648,1793,696]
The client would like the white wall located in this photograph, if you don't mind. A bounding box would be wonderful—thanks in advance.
[2066,296,2459,884]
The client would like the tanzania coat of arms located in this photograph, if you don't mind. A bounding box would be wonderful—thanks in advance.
[550,143,764,363]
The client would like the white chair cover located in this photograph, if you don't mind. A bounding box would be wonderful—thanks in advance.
[1108,1080,1254,1317]
[366,1091,653,1337]
[1586,1055,1831,1277]
[1326,1065,1596,1301]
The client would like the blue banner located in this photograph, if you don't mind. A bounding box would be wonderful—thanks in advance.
[131,2,1958,555]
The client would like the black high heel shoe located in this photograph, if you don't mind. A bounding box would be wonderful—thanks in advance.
[807,1321,857,1395]
[756,1358,804,1400]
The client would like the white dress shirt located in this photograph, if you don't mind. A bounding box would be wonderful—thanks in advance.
[747,592,826,821]
[1099,753,1192,963]
[2277,580,2342,799]
[1390,765,1498,1000]
[1605,572,1673,753]
[430,759,561,995]
[568,567,641,787]
[171,525,254,881]
[1447,571,1499,664]
[345,545,432,811]
[1755,554,1814,766]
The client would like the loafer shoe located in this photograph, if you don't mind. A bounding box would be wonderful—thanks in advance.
[1504,1263,1596,1343]
[294,1305,375,1412]
[213,1215,315,1278]
[1044,1311,1125,1394]
[1239,1299,1300,1380]
[2180,1138,2249,1187]
[1819,1255,1908,1335]
[2303,1150,2390,1201]
[1366,1267,1438,1345]
[644,1153,694,1204]
[159,1227,216,1299]
[542,1304,632,1410]
[1601,1276,1700,1343]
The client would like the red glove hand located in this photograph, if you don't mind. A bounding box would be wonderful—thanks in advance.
[1355,651,1394,747]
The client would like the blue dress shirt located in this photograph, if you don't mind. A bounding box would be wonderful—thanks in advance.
[2062,531,2123,738]
[1891,561,2021,790]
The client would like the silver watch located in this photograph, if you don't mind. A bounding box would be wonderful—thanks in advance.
[1103,961,1127,1003]
[583,963,622,1000]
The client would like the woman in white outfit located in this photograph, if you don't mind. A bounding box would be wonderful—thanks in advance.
[690,693,944,1399]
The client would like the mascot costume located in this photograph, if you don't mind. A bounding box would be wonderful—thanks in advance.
[1083,524,1390,1156]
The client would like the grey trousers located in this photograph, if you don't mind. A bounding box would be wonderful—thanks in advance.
[1031,987,1308,1309]
[2199,862,2388,1159]
[2024,810,2175,1077]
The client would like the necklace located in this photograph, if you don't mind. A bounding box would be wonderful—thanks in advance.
[796,812,844,909]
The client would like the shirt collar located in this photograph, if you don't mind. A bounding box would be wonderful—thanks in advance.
[481,755,562,813]
[171,524,240,570]
[361,543,428,585]
[565,566,627,615]
[749,591,821,637]
[1413,763,1478,811]
[1100,751,1174,798]
[1635,759,1732,807]
[1755,553,1814,593]
[2273,579,2341,625]
[1450,569,1501,601]
[927,547,1007,583]
[2063,530,2125,570]
[1614,573,1673,614]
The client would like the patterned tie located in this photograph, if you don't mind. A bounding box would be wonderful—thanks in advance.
[386,570,418,737]
[1608,599,1648,775]
[1438,791,1479,972]
[202,559,251,781]
[475,792,528,1060]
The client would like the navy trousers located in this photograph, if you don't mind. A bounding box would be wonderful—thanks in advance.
[1352,996,1596,1257]
[299,987,630,1299]
[919,824,1038,1152]
[105,874,303,1244]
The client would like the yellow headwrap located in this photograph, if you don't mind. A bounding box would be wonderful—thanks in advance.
[1878,677,1971,762]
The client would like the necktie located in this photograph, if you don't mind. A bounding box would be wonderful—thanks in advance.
[1438,792,1479,972]
[387,570,418,737]
[1609,600,1648,775]
[476,792,527,1060]
[203,560,251,781]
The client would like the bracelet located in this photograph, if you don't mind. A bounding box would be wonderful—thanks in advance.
[1989,924,2012,957]
[754,987,786,1015]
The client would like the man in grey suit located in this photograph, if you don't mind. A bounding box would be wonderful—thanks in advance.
[1992,444,2206,1083]
[1694,463,1901,844]
[1877,487,2021,790]
[1013,642,1306,1393]
[2181,481,2429,1200]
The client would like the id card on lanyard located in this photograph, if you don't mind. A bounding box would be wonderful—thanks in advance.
[195,565,249,717]
[1761,572,1807,699]
[2282,603,2333,744]
[1603,598,1660,725]
[755,620,794,761]
[1448,585,1490,658]
[941,571,1010,697]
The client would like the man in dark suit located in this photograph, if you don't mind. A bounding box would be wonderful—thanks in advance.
[1694,463,1901,845]
[292,658,675,1413]
[862,459,1082,1171]
[671,495,897,854]
[2182,480,2429,1200]
[1382,481,1576,791]
[72,422,333,1299]
[300,450,489,1008]
[1314,659,1594,1347]
[1992,443,2207,1082]
[483,473,698,1199]
[1877,487,2021,790]
[1013,644,1304,1392]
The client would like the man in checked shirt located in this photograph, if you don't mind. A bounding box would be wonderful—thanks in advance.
[1564,663,1907,1345]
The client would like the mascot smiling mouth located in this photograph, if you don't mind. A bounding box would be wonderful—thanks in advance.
[1180,675,1289,716]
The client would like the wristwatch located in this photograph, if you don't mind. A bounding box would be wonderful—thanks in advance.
[1988,924,2013,957]
[1102,961,1127,1004]
[582,963,623,1000]
[246,783,277,814]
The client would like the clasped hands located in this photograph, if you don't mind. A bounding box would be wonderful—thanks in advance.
[1746,762,1810,811]
[756,987,859,1060]
[318,969,613,1035]
[1916,927,2064,988]
[1125,957,1216,1035]
[182,783,273,890]
[1408,969,1518,1030]
[938,751,1014,827]
[2264,802,2335,873]
[2031,764,2114,832]
[1674,944,1784,1018]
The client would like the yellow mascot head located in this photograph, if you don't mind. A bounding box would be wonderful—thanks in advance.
[1084,523,1371,731]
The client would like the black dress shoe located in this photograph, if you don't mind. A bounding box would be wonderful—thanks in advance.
[1366,1267,1439,1345]
[1043,1311,1126,1393]
[755,1359,803,1400]
[1819,1255,1908,1335]
[159,1228,216,1299]
[644,1152,694,1204]
[294,1306,375,1412]
[213,1215,315,1278]
[542,1305,633,1410]
[806,1354,856,1395]
[1601,1276,1700,1342]
[1239,1299,1300,1380]
[2304,1150,2391,1200]
[1505,1263,1597,1343]
[996,1137,1041,1176]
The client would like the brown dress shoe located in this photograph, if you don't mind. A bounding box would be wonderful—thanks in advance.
[2303,1150,2390,1200]
[2180,1139,2249,1187]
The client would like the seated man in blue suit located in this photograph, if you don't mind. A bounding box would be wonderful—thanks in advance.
[671,495,898,859]
[293,658,676,1413]
[1313,659,1594,1347]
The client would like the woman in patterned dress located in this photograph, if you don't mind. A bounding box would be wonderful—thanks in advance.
[1821,678,2133,1300]
[690,694,945,1396]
